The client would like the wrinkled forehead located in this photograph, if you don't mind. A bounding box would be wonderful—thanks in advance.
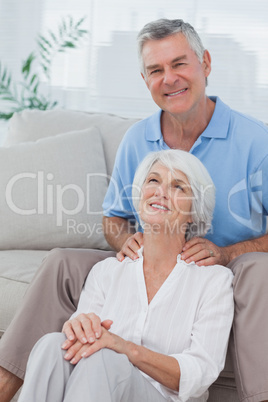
[141,32,192,61]
[147,161,191,185]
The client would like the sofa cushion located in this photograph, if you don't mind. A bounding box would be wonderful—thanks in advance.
[0,250,49,334]
[4,109,140,176]
[0,127,110,250]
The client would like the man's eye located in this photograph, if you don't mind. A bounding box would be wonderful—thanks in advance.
[150,69,160,75]
[148,178,158,183]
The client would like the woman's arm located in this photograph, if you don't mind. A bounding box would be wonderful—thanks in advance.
[62,269,233,399]
[60,259,110,354]
[63,325,181,392]
[125,340,181,392]
[62,313,113,349]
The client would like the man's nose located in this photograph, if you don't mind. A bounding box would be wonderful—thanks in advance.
[163,68,178,85]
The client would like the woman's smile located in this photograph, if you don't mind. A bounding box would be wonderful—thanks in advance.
[139,162,193,232]
[149,202,170,212]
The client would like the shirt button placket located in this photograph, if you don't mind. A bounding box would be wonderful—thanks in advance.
[134,308,148,344]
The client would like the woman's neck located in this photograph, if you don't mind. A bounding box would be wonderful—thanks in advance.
[142,231,185,304]
[142,230,185,274]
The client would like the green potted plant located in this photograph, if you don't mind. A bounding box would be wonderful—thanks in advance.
[0,16,88,120]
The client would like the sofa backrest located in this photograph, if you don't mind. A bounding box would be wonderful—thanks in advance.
[0,109,141,251]
[4,108,140,177]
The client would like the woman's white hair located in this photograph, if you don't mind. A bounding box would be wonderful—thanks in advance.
[132,150,215,241]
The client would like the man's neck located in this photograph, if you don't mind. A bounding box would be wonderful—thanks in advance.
[161,97,216,151]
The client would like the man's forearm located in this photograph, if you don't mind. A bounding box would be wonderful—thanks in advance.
[225,233,268,263]
[182,230,268,267]
[102,216,136,252]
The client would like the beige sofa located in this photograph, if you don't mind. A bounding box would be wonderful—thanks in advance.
[0,108,238,401]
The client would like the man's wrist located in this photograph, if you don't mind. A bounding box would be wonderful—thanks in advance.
[224,240,254,265]
[103,216,136,251]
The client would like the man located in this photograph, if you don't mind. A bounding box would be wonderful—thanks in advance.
[1,18,268,402]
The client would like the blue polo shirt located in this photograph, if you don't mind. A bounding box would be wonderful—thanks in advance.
[102,97,268,247]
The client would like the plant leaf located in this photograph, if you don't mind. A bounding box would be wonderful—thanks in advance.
[62,41,76,48]
[0,112,15,120]
[22,52,36,78]
[48,30,57,43]
[0,15,88,120]
[38,34,53,49]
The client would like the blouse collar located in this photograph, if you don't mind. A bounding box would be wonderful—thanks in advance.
[136,247,195,266]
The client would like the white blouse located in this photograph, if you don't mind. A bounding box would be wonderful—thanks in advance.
[72,250,234,402]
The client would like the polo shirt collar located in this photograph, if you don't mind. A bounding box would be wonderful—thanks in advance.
[145,110,163,142]
[201,96,230,139]
[144,96,231,142]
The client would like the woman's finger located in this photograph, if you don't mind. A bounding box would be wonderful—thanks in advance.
[101,319,113,330]
[70,315,93,344]
[62,320,76,342]
[86,313,102,339]
[63,339,84,361]
[61,337,76,350]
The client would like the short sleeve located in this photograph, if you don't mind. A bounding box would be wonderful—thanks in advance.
[256,154,268,216]
[102,131,139,222]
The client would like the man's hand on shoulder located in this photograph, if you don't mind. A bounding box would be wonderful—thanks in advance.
[181,237,231,267]
[103,216,143,260]
[116,232,144,261]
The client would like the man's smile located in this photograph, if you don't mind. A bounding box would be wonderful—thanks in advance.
[165,88,188,97]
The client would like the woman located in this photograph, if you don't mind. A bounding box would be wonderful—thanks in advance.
[18,150,234,402]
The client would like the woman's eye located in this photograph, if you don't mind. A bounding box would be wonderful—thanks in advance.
[147,177,159,184]
[174,183,185,191]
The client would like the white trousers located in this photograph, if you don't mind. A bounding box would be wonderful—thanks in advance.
[18,333,167,402]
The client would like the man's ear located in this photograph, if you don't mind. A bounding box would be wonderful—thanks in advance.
[202,50,212,78]
[141,72,149,89]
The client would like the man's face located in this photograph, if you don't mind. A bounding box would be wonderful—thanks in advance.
[141,33,211,116]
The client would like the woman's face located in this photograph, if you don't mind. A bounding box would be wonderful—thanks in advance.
[139,162,193,233]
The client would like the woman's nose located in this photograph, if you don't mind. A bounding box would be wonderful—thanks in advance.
[154,184,169,199]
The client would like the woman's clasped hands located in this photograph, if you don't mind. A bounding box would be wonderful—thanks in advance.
[61,313,114,365]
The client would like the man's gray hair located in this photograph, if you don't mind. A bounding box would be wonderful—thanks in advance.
[132,149,215,241]
[137,18,205,76]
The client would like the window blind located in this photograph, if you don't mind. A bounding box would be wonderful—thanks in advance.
[0,0,267,123]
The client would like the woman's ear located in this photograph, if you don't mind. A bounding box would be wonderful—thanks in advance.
[185,222,192,241]
[187,214,193,224]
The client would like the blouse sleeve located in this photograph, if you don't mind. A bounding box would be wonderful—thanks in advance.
[160,268,234,402]
[69,260,108,320]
